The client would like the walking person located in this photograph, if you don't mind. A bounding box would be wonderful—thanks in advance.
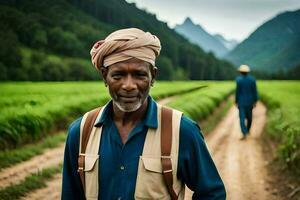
[61,28,225,199]
[235,64,258,140]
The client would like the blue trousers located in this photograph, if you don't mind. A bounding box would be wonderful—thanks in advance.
[238,105,253,135]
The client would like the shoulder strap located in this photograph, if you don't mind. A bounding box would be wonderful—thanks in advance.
[78,107,102,191]
[161,106,178,200]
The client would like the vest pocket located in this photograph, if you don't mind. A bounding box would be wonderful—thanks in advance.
[135,156,171,200]
[84,154,99,199]
[84,154,99,171]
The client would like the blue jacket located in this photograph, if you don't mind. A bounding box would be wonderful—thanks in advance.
[62,96,226,200]
[235,75,258,106]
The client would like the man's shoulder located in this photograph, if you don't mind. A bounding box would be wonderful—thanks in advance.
[236,76,242,82]
[179,115,204,141]
[67,117,83,144]
[249,75,256,81]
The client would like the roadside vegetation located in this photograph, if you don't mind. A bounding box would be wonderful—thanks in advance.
[0,165,61,200]
[167,82,234,121]
[258,81,300,174]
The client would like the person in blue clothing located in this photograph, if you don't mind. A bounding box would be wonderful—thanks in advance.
[235,64,258,140]
[62,28,225,199]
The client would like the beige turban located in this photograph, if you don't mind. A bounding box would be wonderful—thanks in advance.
[90,28,161,70]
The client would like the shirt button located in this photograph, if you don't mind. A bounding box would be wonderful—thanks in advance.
[120,166,125,170]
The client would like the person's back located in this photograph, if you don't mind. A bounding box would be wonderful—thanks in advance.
[235,74,258,107]
[235,65,258,139]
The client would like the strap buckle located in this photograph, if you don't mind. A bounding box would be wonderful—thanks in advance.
[161,155,172,159]
[163,169,173,174]
[77,167,84,172]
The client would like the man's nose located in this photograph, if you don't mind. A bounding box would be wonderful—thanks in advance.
[122,75,137,91]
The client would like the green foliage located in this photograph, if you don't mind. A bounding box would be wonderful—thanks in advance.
[17,47,100,81]
[258,81,300,173]
[0,0,235,81]
[0,81,203,150]
[0,165,61,200]
[227,9,300,73]
[167,82,234,121]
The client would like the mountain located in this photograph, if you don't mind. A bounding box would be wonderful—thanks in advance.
[0,0,236,81]
[174,17,228,58]
[214,34,238,51]
[226,9,300,72]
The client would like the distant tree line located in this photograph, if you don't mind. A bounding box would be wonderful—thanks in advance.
[1,0,235,81]
[252,64,300,80]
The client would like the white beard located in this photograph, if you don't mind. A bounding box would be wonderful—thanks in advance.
[113,99,143,112]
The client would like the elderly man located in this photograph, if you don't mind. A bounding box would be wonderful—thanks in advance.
[62,28,225,200]
[235,64,258,140]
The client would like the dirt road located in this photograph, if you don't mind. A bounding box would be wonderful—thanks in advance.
[206,102,274,200]
[186,102,279,199]
[2,101,281,200]
[0,144,64,188]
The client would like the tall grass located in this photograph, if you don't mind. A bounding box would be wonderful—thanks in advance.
[258,81,300,173]
[167,82,234,121]
[0,81,203,149]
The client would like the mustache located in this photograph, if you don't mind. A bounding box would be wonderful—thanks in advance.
[117,92,139,97]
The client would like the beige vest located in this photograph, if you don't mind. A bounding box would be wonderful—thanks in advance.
[79,104,185,200]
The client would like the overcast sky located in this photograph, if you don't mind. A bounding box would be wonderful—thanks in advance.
[126,0,300,41]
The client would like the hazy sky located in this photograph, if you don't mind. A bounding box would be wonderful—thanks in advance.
[126,0,300,41]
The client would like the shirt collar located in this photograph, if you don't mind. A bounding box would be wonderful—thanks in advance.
[94,96,158,129]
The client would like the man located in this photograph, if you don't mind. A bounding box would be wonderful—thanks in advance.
[62,28,225,199]
[235,64,258,140]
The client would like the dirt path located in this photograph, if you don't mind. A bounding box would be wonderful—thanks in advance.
[20,173,62,200]
[185,102,279,199]
[0,144,64,188]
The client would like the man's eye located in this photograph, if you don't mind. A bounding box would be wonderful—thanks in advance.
[136,73,147,77]
[112,74,122,79]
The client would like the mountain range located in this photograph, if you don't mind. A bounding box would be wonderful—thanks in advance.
[226,9,300,72]
[174,17,238,58]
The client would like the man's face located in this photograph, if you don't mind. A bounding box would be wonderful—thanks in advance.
[102,58,156,112]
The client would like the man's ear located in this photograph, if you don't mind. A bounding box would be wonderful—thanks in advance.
[150,66,157,86]
[100,67,108,86]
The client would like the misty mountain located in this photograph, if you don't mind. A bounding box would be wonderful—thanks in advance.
[214,34,238,51]
[226,9,300,72]
[174,17,229,58]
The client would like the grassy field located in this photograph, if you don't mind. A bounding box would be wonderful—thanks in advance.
[0,81,212,149]
[1,80,299,172]
[167,82,234,121]
[258,81,300,173]
[0,81,234,169]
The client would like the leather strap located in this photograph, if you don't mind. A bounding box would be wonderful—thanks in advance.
[161,107,178,200]
[78,107,102,192]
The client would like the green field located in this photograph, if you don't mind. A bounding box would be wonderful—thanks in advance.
[258,81,300,172]
[0,81,299,173]
[0,81,234,149]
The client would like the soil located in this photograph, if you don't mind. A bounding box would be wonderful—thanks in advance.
[185,102,284,200]
[0,144,64,188]
[20,173,62,200]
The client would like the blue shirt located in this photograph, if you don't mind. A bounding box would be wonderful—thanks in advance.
[235,75,258,106]
[62,96,226,200]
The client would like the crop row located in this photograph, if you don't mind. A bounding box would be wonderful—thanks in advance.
[0,81,203,150]
[258,81,300,173]
[167,82,234,122]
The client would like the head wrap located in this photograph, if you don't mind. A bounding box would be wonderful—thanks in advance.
[90,28,161,70]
